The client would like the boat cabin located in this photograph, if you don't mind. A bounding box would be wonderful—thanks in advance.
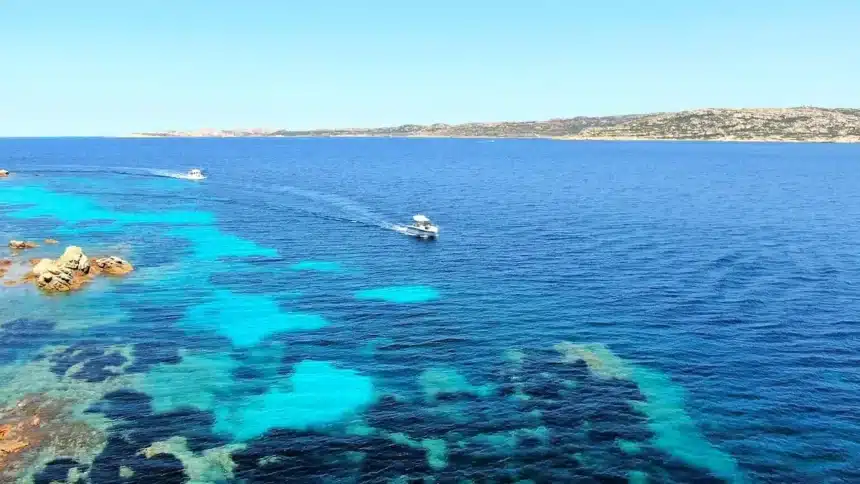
[412,214,433,228]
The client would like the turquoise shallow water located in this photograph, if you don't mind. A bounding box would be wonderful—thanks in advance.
[354,285,440,304]
[1,138,859,483]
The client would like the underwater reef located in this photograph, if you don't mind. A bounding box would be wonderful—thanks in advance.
[0,259,11,280]
[0,322,739,483]
[0,394,107,482]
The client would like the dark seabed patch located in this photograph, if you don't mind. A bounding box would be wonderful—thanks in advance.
[0,318,58,364]
[47,342,130,383]
[84,390,231,483]
[289,260,345,273]
[32,458,90,484]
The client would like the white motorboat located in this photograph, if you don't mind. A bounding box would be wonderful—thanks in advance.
[404,214,439,239]
[186,168,206,180]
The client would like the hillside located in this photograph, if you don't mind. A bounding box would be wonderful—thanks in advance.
[134,107,860,142]
[133,115,642,139]
[573,107,860,142]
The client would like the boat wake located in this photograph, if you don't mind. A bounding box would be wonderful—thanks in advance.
[279,186,407,233]
[252,185,441,240]
[147,169,204,180]
[236,182,415,236]
[8,164,417,236]
[7,165,204,181]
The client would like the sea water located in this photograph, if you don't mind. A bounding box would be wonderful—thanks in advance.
[1,137,859,483]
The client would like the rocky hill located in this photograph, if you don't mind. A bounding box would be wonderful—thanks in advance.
[573,107,860,142]
[133,115,642,139]
[134,107,860,142]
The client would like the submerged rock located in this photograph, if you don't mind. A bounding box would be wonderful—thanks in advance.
[141,436,242,483]
[555,342,632,380]
[0,395,106,479]
[8,240,38,250]
[43,239,59,245]
[0,424,29,455]
[0,260,10,279]
[94,256,134,276]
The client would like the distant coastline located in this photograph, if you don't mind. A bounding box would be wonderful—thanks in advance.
[131,107,860,143]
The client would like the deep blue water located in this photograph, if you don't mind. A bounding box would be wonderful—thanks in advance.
[1,138,859,483]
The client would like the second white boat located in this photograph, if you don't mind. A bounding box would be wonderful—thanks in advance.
[186,168,206,180]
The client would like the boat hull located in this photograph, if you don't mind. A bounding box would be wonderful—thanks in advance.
[404,227,438,239]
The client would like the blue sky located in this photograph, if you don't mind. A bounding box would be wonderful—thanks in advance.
[1,0,858,136]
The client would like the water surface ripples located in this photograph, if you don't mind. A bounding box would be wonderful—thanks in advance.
[1,138,859,483]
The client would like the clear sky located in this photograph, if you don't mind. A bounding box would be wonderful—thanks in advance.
[1,0,859,136]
